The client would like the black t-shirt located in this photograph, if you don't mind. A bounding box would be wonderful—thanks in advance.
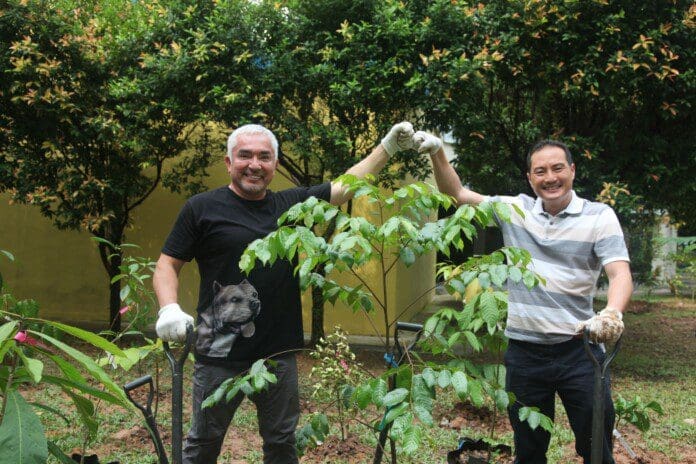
[162,183,331,364]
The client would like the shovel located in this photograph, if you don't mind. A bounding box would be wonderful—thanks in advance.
[583,327,622,464]
[124,326,194,464]
[373,321,424,464]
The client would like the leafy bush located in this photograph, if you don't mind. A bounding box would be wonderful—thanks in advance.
[0,264,132,463]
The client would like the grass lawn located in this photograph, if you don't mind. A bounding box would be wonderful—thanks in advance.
[21,296,696,463]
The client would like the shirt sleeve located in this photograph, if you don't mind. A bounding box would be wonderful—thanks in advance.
[162,201,198,262]
[593,207,630,265]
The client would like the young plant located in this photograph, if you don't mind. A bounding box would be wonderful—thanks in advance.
[233,175,548,457]
[614,394,664,432]
[309,326,366,441]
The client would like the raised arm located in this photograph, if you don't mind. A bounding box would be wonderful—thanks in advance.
[413,131,486,207]
[329,122,414,206]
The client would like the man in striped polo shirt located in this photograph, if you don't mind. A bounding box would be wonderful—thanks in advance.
[413,132,633,464]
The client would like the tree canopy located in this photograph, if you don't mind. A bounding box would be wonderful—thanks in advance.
[1,0,694,327]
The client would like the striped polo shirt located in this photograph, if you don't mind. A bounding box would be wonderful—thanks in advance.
[487,191,630,344]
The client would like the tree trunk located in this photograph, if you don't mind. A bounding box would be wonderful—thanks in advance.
[310,281,325,347]
[308,215,338,347]
[108,251,122,333]
[97,238,123,333]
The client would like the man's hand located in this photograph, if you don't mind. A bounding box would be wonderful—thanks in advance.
[156,303,194,342]
[412,131,443,156]
[576,307,624,344]
[380,122,415,156]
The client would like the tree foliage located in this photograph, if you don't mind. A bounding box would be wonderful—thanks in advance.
[416,0,695,227]
[212,176,548,456]
[0,0,259,327]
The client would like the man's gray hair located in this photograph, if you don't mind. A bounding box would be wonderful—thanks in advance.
[226,124,279,161]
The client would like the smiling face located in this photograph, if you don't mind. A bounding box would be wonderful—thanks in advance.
[225,132,278,200]
[527,145,575,216]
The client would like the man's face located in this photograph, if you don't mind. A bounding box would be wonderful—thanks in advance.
[225,133,278,200]
[527,145,575,213]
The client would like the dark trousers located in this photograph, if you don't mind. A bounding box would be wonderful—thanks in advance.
[183,354,300,464]
[505,338,615,464]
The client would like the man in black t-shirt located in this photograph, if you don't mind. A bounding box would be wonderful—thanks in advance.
[153,122,415,464]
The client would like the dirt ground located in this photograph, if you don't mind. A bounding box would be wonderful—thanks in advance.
[60,298,695,463]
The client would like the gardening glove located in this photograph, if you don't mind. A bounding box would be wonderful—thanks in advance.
[412,130,443,156]
[380,122,415,156]
[576,306,624,344]
[155,303,194,342]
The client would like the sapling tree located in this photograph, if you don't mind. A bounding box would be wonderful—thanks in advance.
[309,326,367,441]
[208,176,551,458]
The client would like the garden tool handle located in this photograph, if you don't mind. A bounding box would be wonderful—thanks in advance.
[124,375,155,415]
[583,327,622,464]
[395,321,423,361]
[123,374,169,464]
[162,324,194,464]
[162,323,195,367]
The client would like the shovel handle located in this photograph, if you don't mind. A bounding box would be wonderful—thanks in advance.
[123,374,169,464]
[394,322,423,361]
[124,375,155,415]
[162,324,194,464]
[583,327,622,464]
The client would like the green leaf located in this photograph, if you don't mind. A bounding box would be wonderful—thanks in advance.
[489,264,508,287]
[47,441,75,464]
[383,402,409,424]
[411,375,434,425]
[16,350,43,384]
[493,201,512,223]
[494,389,510,410]
[479,292,500,329]
[478,272,491,288]
[399,247,416,266]
[353,382,373,409]
[120,284,131,301]
[45,322,126,358]
[451,371,468,399]
[522,270,536,288]
[0,391,48,464]
[508,266,523,282]
[421,367,436,388]
[527,409,541,430]
[371,378,388,407]
[423,317,439,338]
[468,379,484,407]
[43,375,130,407]
[0,321,18,344]
[400,422,422,455]
[64,389,98,439]
[463,331,482,352]
[382,388,409,407]
[30,331,127,403]
[437,369,452,389]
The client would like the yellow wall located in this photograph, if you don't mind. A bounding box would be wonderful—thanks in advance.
[0,157,436,337]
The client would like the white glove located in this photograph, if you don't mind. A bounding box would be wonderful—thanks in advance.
[155,303,194,342]
[380,122,415,156]
[412,131,443,156]
[576,306,624,344]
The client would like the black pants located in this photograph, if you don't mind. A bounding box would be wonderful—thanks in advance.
[505,338,615,464]
[183,354,300,464]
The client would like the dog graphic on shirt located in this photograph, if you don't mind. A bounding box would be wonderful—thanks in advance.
[196,280,261,358]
